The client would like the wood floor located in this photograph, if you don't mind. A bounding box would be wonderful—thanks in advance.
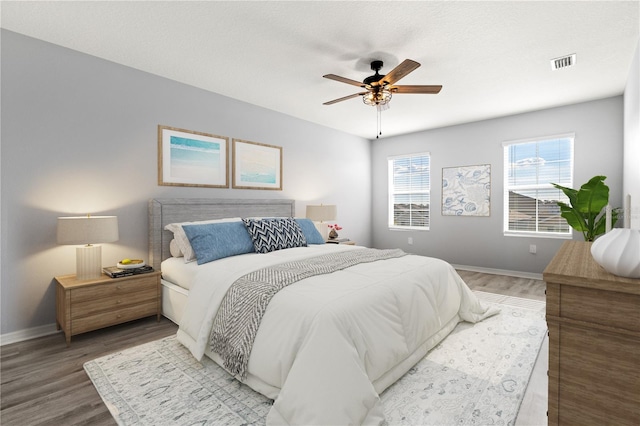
[0,271,547,426]
[457,269,546,302]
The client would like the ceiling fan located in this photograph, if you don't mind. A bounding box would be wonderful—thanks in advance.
[322,59,442,107]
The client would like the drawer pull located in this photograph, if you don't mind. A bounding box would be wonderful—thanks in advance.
[116,300,122,304]
[116,314,122,319]
[116,286,123,290]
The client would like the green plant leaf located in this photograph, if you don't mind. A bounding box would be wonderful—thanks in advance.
[552,175,614,241]
[593,212,607,239]
[575,175,609,215]
[551,183,578,207]
[557,203,587,232]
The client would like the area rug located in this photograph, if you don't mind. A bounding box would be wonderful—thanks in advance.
[84,292,546,426]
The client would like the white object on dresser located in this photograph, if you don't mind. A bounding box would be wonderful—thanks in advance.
[590,228,640,278]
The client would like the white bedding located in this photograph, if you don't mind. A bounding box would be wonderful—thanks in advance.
[160,257,201,290]
[176,244,498,425]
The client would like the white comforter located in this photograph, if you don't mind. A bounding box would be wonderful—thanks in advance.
[176,244,497,425]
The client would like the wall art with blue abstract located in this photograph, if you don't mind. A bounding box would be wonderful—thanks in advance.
[442,164,491,216]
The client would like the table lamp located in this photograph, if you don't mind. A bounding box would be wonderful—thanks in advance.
[57,215,119,280]
[305,204,337,240]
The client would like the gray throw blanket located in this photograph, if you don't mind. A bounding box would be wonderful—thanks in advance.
[210,248,407,378]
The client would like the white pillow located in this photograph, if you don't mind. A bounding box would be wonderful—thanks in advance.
[169,239,183,258]
[165,217,241,263]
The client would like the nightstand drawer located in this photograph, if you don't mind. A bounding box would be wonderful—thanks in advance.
[71,301,159,335]
[70,275,157,303]
[70,287,157,320]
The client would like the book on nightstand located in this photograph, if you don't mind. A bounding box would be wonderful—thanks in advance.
[103,265,154,278]
[326,238,351,244]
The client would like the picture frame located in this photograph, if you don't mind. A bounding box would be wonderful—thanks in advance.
[442,164,491,216]
[232,139,283,190]
[158,125,229,188]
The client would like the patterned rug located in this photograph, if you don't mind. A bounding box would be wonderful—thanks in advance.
[84,292,546,425]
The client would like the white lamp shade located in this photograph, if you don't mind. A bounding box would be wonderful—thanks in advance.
[57,215,118,280]
[306,205,337,222]
[57,216,119,245]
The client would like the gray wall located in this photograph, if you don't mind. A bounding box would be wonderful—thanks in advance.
[371,97,624,274]
[0,30,372,336]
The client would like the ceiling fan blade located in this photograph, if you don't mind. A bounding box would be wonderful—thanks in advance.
[391,85,443,94]
[323,74,366,88]
[323,92,367,105]
[379,59,420,85]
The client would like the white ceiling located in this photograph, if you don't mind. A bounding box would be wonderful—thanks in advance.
[2,1,639,139]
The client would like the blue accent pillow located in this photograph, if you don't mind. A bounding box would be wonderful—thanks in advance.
[182,221,255,265]
[295,218,325,245]
[242,217,307,253]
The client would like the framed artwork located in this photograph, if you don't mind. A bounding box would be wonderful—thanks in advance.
[442,164,491,216]
[158,125,229,188]
[232,139,283,190]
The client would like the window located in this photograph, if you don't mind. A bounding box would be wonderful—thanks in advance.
[503,134,574,237]
[388,153,430,229]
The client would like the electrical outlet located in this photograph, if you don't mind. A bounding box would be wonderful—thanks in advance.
[529,244,537,254]
[408,237,413,245]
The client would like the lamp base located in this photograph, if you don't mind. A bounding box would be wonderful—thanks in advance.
[76,245,103,280]
[313,222,330,240]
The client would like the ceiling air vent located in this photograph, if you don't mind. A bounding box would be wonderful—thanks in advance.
[551,54,576,70]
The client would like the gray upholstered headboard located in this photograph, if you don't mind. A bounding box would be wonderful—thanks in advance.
[148,198,296,271]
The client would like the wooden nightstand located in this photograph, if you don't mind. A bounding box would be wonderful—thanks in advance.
[55,271,162,346]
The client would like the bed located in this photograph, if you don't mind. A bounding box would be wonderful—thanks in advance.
[148,198,498,425]
[149,198,298,323]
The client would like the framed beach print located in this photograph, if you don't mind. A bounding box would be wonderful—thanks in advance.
[232,139,283,190]
[442,164,491,216]
[158,125,229,188]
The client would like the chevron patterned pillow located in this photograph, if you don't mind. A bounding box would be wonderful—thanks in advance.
[242,217,307,253]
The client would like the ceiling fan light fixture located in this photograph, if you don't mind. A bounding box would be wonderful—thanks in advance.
[363,89,392,107]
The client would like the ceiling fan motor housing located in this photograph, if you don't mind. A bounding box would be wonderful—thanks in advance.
[370,60,384,71]
[363,60,385,85]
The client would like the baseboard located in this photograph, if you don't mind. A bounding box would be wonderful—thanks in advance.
[452,264,543,281]
[0,323,60,346]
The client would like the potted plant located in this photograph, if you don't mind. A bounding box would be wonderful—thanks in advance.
[328,224,342,239]
[551,175,619,241]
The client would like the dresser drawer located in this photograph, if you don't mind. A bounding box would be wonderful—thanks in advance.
[70,275,158,304]
[559,285,640,333]
[70,286,157,320]
[71,301,159,335]
[557,323,639,424]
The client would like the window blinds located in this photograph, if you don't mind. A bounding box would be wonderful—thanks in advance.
[388,153,430,229]
[503,135,574,235]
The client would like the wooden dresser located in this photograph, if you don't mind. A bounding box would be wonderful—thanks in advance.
[55,271,162,346]
[543,241,640,425]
